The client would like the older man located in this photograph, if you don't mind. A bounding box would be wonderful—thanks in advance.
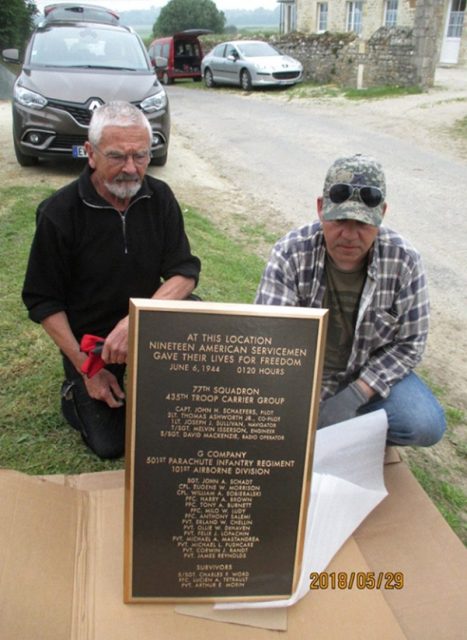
[23,101,201,458]
[256,154,445,446]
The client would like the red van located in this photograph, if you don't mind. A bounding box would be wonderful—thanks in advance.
[147,29,211,85]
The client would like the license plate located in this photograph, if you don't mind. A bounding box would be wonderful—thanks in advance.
[72,145,87,158]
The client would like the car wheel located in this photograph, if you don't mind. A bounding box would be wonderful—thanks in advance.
[161,71,173,85]
[150,152,168,167]
[14,138,39,167]
[240,69,252,91]
[204,68,215,88]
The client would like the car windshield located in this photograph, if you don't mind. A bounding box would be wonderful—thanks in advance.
[236,42,280,58]
[29,25,149,70]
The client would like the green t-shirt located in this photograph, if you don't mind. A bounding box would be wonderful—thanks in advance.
[322,256,366,373]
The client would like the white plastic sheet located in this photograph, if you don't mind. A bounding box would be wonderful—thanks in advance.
[215,409,388,610]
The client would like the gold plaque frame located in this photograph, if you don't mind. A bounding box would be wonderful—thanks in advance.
[124,300,327,603]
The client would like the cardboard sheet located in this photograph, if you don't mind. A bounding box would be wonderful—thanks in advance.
[0,474,81,640]
[0,471,406,639]
[1,408,466,638]
[355,461,467,640]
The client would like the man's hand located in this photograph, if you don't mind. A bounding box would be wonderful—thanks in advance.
[83,368,125,408]
[317,382,369,429]
[102,316,129,364]
[100,275,196,365]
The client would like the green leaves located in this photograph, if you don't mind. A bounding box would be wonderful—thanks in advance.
[0,0,37,50]
[153,0,225,37]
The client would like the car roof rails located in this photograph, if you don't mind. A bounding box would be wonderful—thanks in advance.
[43,4,120,25]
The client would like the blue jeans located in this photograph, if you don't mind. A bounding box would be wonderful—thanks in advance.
[357,372,446,446]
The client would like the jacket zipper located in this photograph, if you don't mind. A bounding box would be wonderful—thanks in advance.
[120,211,128,254]
[83,193,151,256]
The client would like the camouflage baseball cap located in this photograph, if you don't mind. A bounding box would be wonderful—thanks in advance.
[322,154,386,226]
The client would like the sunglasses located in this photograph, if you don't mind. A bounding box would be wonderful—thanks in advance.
[328,183,384,208]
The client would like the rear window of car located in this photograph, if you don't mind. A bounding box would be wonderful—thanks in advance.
[29,25,150,70]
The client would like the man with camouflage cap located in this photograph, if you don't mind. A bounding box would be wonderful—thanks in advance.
[255,154,445,446]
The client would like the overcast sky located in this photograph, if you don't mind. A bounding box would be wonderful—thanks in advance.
[34,1,280,13]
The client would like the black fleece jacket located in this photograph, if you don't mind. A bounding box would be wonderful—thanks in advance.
[22,166,201,341]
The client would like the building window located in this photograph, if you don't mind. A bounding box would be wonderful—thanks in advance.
[447,0,466,38]
[317,2,328,32]
[384,0,398,27]
[346,1,363,34]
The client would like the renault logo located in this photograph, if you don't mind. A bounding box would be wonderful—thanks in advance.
[88,99,103,112]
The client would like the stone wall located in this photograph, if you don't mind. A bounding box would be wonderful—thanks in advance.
[365,26,418,86]
[271,31,359,86]
[273,26,419,88]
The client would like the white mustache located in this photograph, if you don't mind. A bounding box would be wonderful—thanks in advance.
[113,173,140,183]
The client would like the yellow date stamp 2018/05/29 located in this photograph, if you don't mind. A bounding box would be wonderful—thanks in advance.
[309,571,404,590]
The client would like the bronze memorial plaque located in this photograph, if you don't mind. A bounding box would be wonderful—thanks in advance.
[124,300,327,603]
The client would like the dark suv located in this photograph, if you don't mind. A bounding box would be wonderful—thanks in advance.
[2,4,170,166]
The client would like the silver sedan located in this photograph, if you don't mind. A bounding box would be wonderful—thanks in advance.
[201,40,303,90]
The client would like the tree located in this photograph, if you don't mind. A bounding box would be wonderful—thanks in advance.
[0,0,37,51]
[153,0,225,37]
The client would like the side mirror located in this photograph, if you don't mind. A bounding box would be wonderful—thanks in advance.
[227,53,238,62]
[2,48,20,63]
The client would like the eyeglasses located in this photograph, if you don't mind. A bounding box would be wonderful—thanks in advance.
[328,183,384,208]
[94,146,150,166]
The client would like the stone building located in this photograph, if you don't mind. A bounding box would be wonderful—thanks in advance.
[278,0,466,66]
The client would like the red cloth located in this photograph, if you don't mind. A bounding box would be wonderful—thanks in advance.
[80,334,105,378]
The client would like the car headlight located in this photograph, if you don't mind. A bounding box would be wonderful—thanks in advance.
[254,64,270,72]
[140,90,167,113]
[14,85,47,109]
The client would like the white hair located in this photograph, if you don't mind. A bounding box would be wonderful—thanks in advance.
[88,101,152,146]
